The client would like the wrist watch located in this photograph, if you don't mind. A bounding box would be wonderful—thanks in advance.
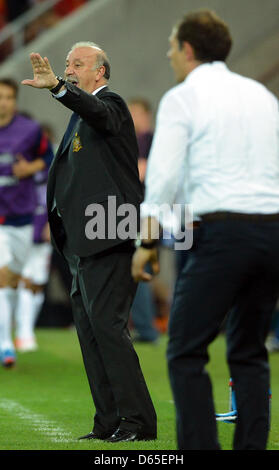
[135,238,159,249]
[50,76,65,94]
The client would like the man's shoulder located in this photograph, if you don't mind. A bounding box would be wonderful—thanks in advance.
[158,82,191,115]
[98,88,130,114]
[163,82,186,100]
[98,87,124,101]
[231,71,278,104]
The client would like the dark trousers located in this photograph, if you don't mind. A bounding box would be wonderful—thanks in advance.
[63,241,157,436]
[167,218,279,450]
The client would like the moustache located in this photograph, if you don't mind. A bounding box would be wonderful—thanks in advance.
[65,76,79,85]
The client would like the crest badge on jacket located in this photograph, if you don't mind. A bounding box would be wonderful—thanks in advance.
[73,133,83,152]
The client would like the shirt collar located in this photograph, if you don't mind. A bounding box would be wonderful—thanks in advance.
[92,85,108,95]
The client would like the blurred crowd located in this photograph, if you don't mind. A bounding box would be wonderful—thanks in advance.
[0,0,88,62]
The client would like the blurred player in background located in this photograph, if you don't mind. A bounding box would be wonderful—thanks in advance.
[0,78,54,367]
[128,98,159,343]
[14,166,52,352]
[128,98,153,184]
[13,122,57,351]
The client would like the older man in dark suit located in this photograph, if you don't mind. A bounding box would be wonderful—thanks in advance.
[22,42,157,443]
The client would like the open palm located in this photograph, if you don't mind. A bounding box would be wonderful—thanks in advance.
[22,53,57,89]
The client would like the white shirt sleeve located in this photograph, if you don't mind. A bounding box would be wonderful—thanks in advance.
[52,89,67,99]
[141,90,190,219]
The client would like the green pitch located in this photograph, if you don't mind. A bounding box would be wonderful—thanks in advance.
[0,328,278,450]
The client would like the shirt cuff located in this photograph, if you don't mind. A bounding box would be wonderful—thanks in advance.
[52,89,67,99]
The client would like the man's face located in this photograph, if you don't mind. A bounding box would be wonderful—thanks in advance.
[0,84,17,119]
[167,32,188,83]
[64,47,101,93]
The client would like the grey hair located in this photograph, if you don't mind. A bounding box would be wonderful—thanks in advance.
[68,41,111,80]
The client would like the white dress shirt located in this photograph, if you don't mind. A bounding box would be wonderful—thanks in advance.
[142,62,279,219]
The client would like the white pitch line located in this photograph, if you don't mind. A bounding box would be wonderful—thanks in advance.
[0,398,74,443]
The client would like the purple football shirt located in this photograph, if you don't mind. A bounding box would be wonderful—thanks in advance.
[33,169,48,243]
[0,114,48,217]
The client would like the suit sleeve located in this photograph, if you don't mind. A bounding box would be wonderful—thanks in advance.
[54,83,127,135]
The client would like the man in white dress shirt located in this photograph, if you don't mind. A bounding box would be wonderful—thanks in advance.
[132,10,279,450]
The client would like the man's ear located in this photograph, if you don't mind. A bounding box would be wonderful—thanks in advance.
[97,65,106,81]
[183,41,196,61]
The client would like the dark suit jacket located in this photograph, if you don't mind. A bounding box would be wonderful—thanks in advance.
[47,83,143,257]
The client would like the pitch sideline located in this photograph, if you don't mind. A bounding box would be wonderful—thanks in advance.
[0,398,75,444]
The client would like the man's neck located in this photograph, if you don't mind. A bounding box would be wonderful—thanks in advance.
[185,60,203,78]
[91,81,107,94]
[0,113,15,128]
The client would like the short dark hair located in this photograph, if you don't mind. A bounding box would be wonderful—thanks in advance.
[0,78,18,97]
[102,58,111,80]
[175,10,232,63]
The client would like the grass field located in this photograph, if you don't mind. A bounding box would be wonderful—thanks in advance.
[0,328,278,450]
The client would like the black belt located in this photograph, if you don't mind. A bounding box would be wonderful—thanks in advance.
[201,211,279,222]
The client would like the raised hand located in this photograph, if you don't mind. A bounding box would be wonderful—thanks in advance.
[21,53,58,90]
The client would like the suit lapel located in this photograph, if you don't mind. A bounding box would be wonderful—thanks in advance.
[52,86,110,164]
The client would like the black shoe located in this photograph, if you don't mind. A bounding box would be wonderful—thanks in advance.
[105,428,157,443]
[78,431,112,440]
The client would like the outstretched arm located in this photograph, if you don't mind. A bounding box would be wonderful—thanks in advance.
[22,52,126,135]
